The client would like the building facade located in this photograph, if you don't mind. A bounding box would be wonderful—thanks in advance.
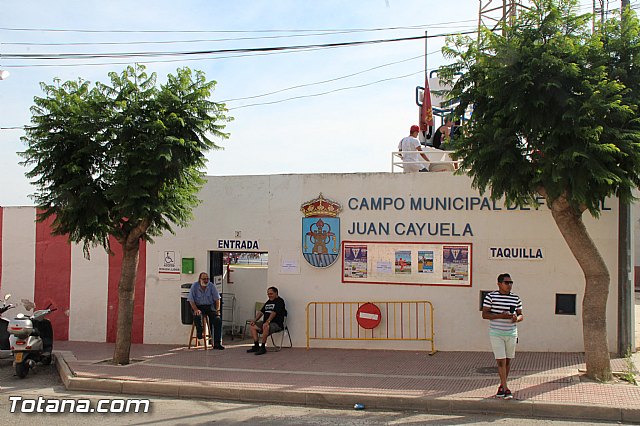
[0,172,633,352]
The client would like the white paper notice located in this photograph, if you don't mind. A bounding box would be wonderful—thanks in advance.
[376,261,392,274]
[279,251,300,274]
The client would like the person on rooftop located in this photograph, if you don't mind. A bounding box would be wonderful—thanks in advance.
[432,116,453,149]
[397,124,431,173]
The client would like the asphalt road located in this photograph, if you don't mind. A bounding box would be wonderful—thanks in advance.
[0,358,636,425]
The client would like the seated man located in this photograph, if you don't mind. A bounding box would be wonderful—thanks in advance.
[187,272,224,350]
[246,286,286,355]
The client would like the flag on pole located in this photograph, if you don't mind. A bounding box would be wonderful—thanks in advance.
[420,75,434,131]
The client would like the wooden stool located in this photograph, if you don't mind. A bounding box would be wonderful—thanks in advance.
[188,315,212,350]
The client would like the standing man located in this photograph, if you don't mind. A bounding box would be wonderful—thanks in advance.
[398,124,431,172]
[247,286,286,356]
[482,273,523,399]
[188,272,224,350]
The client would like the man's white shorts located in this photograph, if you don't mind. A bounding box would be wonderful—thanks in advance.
[402,163,427,173]
[490,334,517,359]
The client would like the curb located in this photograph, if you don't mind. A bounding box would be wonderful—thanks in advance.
[53,351,640,423]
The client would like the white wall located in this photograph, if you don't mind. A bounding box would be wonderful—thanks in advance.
[143,172,621,352]
[224,267,268,337]
[69,244,109,341]
[1,207,36,315]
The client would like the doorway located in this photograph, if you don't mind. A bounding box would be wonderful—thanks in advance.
[208,251,269,340]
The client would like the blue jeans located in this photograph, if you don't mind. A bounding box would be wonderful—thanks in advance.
[194,304,222,345]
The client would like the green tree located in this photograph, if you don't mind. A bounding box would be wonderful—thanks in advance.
[439,0,640,380]
[20,64,231,364]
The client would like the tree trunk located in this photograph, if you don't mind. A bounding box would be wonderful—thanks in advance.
[548,193,612,381]
[112,237,140,365]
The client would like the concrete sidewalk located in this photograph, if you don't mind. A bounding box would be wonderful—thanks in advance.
[53,340,640,423]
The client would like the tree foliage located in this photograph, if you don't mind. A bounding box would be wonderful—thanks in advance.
[20,64,231,363]
[441,0,640,215]
[439,0,640,380]
[21,64,231,254]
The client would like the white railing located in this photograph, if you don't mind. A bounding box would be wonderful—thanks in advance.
[391,150,459,173]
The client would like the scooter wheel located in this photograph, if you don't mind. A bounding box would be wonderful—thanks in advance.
[16,362,29,379]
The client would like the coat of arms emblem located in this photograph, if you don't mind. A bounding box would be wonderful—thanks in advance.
[301,193,342,268]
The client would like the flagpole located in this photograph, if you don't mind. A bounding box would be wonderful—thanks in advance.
[424,30,428,82]
[423,30,428,140]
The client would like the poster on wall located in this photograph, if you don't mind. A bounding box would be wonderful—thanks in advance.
[418,251,434,273]
[344,244,368,278]
[342,241,472,287]
[394,251,412,274]
[442,245,469,281]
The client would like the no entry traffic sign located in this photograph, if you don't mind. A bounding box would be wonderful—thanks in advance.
[356,302,382,329]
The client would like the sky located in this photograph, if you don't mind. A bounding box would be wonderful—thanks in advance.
[0,0,620,206]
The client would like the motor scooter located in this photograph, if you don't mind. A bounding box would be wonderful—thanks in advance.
[8,304,55,378]
[0,294,16,359]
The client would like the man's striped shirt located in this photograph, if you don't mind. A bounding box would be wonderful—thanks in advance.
[483,290,522,336]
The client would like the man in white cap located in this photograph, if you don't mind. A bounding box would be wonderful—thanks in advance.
[398,125,431,172]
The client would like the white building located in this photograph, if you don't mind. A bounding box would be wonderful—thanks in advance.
[0,172,634,353]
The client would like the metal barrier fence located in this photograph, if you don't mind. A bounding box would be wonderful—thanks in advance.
[305,300,435,354]
[391,150,458,173]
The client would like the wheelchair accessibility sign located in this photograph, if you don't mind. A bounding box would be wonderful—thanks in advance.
[158,250,181,280]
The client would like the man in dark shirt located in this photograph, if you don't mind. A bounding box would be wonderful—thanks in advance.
[246,286,286,355]
[432,117,453,149]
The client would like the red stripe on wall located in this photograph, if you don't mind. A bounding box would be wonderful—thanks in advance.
[106,236,146,343]
[34,212,71,341]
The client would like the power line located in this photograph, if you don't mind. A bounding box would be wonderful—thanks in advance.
[227,70,425,111]
[3,31,382,47]
[2,54,437,128]
[0,21,475,35]
[2,32,475,61]
[0,67,431,129]
[3,26,477,47]
[2,30,476,70]
[220,53,435,103]
[3,45,341,68]
[1,24,480,47]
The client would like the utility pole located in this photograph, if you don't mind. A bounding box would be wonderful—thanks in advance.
[617,0,634,357]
